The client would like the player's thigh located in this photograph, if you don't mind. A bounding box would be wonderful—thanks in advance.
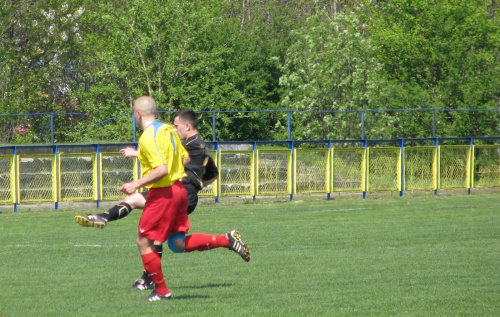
[123,192,147,209]
[171,184,190,234]
[140,183,188,242]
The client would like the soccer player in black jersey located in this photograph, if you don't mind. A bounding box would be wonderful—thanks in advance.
[75,110,249,290]
[173,110,218,215]
[75,109,217,223]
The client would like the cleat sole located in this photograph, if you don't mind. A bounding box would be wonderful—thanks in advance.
[74,215,107,229]
[232,230,242,240]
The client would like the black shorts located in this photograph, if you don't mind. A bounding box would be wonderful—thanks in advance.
[183,183,198,214]
[140,182,198,215]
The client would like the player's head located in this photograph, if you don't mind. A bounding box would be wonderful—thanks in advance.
[174,109,199,129]
[133,96,158,119]
[173,109,199,140]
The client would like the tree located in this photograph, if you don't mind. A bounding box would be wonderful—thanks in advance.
[279,8,383,140]
[369,0,500,137]
[0,0,86,143]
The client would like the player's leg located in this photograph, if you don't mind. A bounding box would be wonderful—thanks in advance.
[136,184,184,301]
[130,242,161,290]
[74,192,147,229]
[103,192,147,220]
[137,236,171,301]
[130,189,168,290]
[129,183,179,291]
[168,185,251,261]
[179,230,250,262]
[130,184,196,290]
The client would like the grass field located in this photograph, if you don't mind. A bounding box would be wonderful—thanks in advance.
[1,191,500,316]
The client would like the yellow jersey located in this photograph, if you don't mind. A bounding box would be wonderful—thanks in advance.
[138,120,188,188]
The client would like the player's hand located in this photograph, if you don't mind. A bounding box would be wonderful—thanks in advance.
[120,181,139,195]
[120,147,138,158]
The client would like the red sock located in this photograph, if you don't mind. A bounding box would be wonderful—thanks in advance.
[184,233,229,252]
[141,252,169,295]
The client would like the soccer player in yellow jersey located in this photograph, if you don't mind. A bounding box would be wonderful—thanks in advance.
[120,96,250,302]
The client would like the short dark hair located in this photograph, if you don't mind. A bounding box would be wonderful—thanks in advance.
[174,109,199,129]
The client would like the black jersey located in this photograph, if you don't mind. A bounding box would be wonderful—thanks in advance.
[182,134,218,190]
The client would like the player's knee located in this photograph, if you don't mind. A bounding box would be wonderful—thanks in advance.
[123,193,146,209]
[136,236,150,252]
[167,233,186,253]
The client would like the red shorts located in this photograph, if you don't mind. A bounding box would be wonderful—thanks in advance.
[138,181,190,243]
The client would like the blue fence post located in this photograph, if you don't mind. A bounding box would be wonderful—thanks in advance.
[400,138,404,197]
[215,141,219,203]
[287,111,292,141]
[290,140,294,201]
[132,113,137,143]
[212,111,216,142]
[134,142,141,198]
[432,109,437,138]
[468,137,473,195]
[14,146,18,213]
[327,140,332,201]
[54,145,59,210]
[96,144,101,209]
[363,139,368,199]
[253,141,257,202]
[361,111,365,139]
[434,138,439,196]
[50,113,55,145]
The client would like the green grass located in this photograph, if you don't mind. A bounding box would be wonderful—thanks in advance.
[1,192,500,316]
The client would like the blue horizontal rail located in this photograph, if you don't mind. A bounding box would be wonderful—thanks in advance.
[4,108,500,144]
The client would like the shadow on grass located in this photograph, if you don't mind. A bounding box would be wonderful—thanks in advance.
[175,283,233,289]
[172,294,211,300]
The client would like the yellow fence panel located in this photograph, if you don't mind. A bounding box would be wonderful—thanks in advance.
[59,153,98,201]
[198,150,218,197]
[472,145,500,188]
[17,155,57,202]
[332,148,366,192]
[439,146,471,189]
[257,150,291,195]
[294,149,329,194]
[99,153,138,200]
[3,142,499,208]
[367,147,401,191]
[0,155,15,203]
[219,150,254,196]
[404,147,437,190]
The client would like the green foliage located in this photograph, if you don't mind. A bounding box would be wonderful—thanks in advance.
[280,9,382,140]
[1,0,499,142]
[370,0,500,135]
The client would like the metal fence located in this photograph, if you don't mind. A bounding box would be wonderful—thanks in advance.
[2,137,500,212]
[2,108,500,144]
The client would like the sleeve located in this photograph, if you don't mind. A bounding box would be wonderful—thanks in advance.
[202,155,218,181]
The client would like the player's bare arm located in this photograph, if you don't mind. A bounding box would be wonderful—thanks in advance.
[120,147,138,158]
[120,165,168,195]
[203,176,217,188]
[183,156,191,167]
